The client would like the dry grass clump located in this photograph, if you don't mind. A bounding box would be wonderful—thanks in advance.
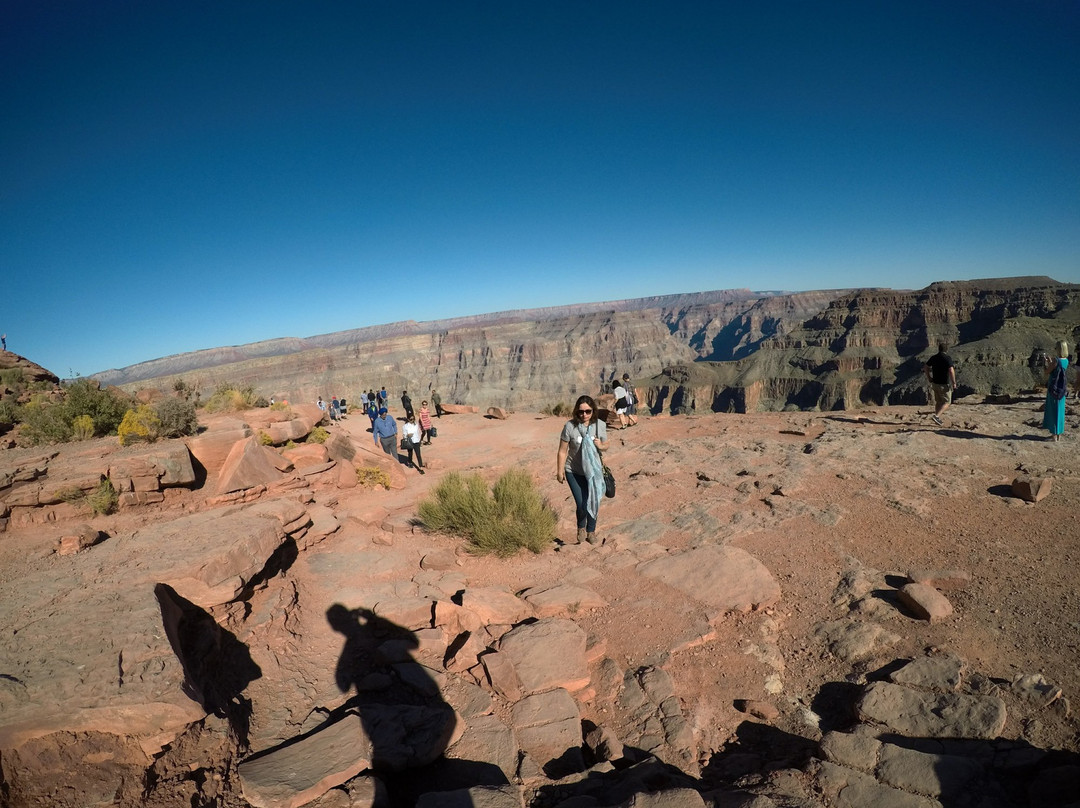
[417,469,556,557]
[355,466,391,489]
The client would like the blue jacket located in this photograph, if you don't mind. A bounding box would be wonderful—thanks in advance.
[372,414,398,442]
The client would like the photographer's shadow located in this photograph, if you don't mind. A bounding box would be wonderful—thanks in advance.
[327,603,509,806]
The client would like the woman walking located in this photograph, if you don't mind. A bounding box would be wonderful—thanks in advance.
[556,395,608,544]
[402,414,425,473]
[1043,340,1069,441]
[418,401,433,444]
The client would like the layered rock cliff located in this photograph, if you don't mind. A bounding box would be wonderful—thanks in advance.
[646,277,1080,413]
[97,278,1079,413]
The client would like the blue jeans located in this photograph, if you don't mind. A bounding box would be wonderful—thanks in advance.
[565,472,596,532]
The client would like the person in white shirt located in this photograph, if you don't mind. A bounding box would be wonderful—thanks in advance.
[402,414,425,474]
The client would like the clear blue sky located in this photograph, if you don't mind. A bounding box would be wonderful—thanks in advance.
[3,1,1078,378]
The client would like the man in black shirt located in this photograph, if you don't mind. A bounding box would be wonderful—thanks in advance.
[923,343,956,425]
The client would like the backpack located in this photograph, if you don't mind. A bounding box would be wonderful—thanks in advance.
[1049,362,1068,401]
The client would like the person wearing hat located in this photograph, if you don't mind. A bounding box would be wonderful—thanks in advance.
[372,407,399,458]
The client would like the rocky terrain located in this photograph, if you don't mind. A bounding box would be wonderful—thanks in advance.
[91,278,1079,418]
[1,379,1078,807]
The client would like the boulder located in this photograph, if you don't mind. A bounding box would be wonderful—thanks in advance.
[216,436,286,494]
[283,443,330,468]
[1011,475,1052,503]
[898,583,954,623]
[486,407,508,420]
[185,426,253,475]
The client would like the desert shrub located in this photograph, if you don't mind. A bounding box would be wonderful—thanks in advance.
[72,414,95,441]
[0,400,18,429]
[254,396,270,408]
[58,478,118,515]
[284,440,297,449]
[118,405,161,446]
[417,469,556,557]
[18,394,74,443]
[86,478,118,515]
[0,368,25,388]
[63,379,131,435]
[57,486,87,505]
[542,402,572,417]
[270,401,290,412]
[203,382,259,413]
[355,466,392,489]
[308,426,329,444]
[153,397,199,438]
[257,430,273,446]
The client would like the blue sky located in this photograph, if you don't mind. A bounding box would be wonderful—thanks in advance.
[3,1,1078,378]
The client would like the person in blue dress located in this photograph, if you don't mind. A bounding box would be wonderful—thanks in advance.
[1042,340,1069,441]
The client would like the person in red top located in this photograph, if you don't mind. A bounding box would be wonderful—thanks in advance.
[418,401,433,444]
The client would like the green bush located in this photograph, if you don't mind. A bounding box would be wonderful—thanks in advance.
[0,368,25,388]
[17,380,131,445]
[72,414,95,441]
[154,397,199,438]
[417,469,557,557]
[118,405,161,446]
[542,402,572,417]
[86,478,118,515]
[18,394,74,443]
[308,426,329,444]
[257,430,274,446]
[270,401,291,412]
[0,400,18,429]
[203,382,259,413]
[63,379,131,435]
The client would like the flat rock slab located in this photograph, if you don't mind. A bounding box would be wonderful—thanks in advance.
[521,584,608,618]
[889,655,964,692]
[637,545,780,613]
[238,711,372,808]
[815,619,899,662]
[857,682,1006,739]
[0,498,307,749]
[416,785,524,808]
[511,688,584,777]
[498,618,589,695]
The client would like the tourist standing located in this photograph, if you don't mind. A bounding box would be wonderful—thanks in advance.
[401,414,425,473]
[622,373,638,418]
[418,401,433,444]
[555,395,608,544]
[613,380,637,427]
[1043,340,1069,441]
[372,408,398,458]
[401,390,414,419]
[431,389,443,417]
[923,343,956,425]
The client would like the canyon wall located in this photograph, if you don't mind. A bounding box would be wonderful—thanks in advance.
[646,277,1080,413]
[102,278,1079,413]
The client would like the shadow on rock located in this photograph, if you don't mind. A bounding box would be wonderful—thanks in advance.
[154,583,261,746]
[326,603,508,807]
